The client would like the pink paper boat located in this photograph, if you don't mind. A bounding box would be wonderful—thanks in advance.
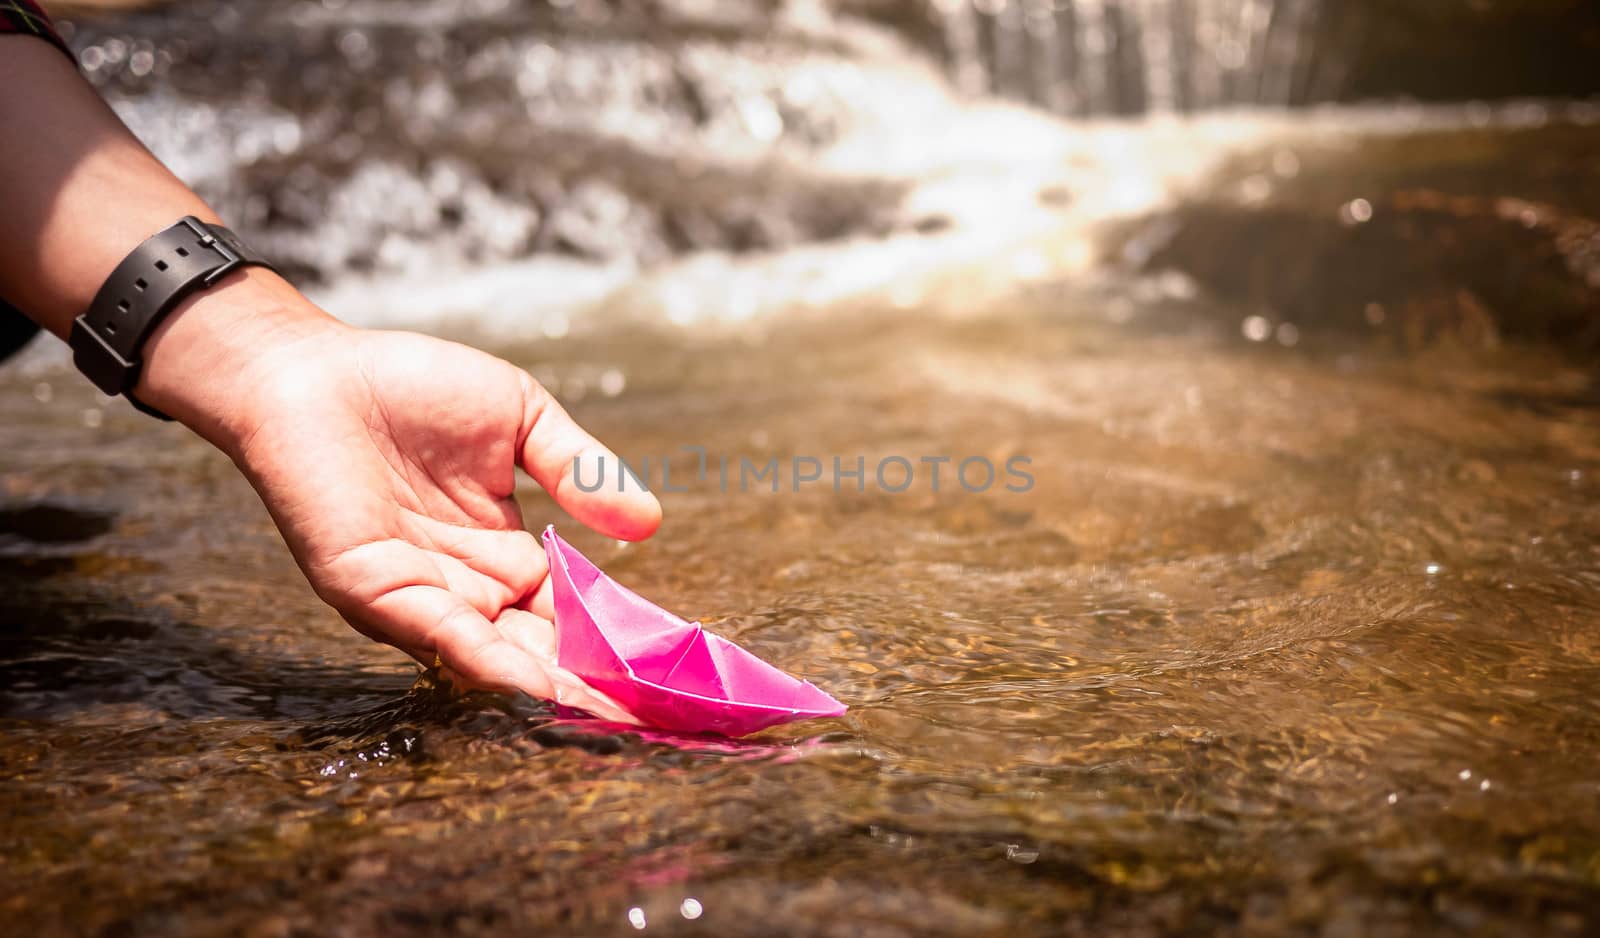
[541,526,847,737]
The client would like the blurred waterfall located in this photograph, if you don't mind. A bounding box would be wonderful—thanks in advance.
[933,0,1323,115]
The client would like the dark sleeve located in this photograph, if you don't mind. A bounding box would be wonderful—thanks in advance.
[0,301,41,363]
[1,2,71,361]
[0,0,73,60]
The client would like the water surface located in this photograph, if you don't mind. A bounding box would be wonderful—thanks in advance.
[5,3,1600,933]
[4,257,1599,933]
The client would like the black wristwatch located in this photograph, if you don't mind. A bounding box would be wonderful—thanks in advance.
[69,216,277,420]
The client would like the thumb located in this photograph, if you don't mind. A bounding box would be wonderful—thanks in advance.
[515,371,662,541]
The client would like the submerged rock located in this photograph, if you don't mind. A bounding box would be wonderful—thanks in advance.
[1119,122,1600,354]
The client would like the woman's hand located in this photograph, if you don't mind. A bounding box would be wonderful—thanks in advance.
[139,270,659,721]
[1,38,659,718]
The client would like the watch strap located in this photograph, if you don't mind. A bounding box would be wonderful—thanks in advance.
[69,216,276,420]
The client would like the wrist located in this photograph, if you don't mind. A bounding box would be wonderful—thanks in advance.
[135,265,352,451]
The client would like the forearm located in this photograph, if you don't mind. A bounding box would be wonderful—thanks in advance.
[0,37,342,448]
[0,38,211,329]
[0,35,663,707]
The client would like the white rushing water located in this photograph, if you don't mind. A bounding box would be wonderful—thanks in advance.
[71,0,1598,338]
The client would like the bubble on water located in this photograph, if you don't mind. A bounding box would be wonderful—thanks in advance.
[1275,323,1300,347]
[1479,779,1491,791]
[1005,844,1039,864]
[338,29,376,69]
[1214,37,1247,69]
[129,49,155,77]
[82,408,104,429]
[1364,302,1387,326]
[1458,768,1472,781]
[338,30,370,59]
[627,907,647,930]
[1425,563,1442,575]
[599,369,627,397]
[1241,316,1271,342]
[1237,174,1272,205]
[680,898,703,920]
[273,121,303,155]
[1339,198,1373,225]
[1386,792,1399,805]
[1157,270,1197,301]
[414,78,456,123]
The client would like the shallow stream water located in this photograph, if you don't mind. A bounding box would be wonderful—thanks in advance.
[5,248,1600,933]
[6,2,1600,935]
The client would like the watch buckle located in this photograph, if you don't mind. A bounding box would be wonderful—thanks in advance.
[178,216,245,284]
[70,314,137,396]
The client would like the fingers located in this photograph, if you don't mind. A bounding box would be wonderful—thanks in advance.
[494,608,640,725]
[371,585,555,698]
[544,674,641,726]
[493,603,556,660]
[516,372,662,542]
[405,512,547,606]
[366,586,639,724]
[521,575,556,621]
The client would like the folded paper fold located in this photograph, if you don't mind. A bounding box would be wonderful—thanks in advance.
[542,526,847,736]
